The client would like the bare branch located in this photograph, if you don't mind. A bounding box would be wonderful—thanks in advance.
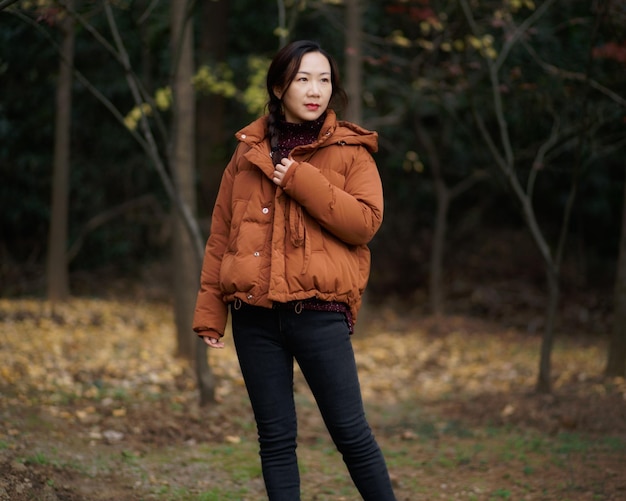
[138,0,161,24]
[103,1,205,262]
[9,9,152,153]
[449,170,488,200]
[495,0,559,72]
[0,0,20,11]
[55,0,169,144]
[459,0,515,167]
[522,40,626,108]
[67,195,164,263]
[470,105,507,171]
[527,112,561,200]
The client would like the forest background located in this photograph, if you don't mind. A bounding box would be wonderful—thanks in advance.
[2,0,625,385]
[1,1,626,499]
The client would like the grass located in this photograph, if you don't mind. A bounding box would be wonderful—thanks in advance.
[4,391,626,500]
[2,297,625,500]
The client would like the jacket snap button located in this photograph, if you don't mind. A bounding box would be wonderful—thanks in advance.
[240,134,246,139]
[262,207,269,214]
[254,252,260,257]
[247,294,253,300]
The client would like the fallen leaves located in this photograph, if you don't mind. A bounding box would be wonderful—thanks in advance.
[0,298,186,408]
[1,298,626,501]
[1,297,624,443]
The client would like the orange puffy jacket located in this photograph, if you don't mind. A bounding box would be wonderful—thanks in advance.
[193,110,383,338]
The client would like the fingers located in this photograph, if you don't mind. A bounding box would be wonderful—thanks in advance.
[273,169,283,186]
[273,165,285,186]
[203,336,225,349]
[273,158,293,186]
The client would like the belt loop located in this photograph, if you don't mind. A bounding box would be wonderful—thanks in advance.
[233,298,242,310]
[294,301,303,314]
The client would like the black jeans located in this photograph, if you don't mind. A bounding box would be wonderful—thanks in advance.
[232,302,396,501]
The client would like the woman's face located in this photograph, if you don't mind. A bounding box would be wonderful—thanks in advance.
[275,51,332,123]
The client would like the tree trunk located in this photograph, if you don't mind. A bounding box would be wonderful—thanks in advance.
[344,0,362,124]
[192,0,230,405]
[46,0,74,302]
[343,0,373,329]
[536,265,559,393]
[170,0,200,360]
[196,0,230,210]
[430,185,449,317]
[606,178,626,377]
[414,118,448,316]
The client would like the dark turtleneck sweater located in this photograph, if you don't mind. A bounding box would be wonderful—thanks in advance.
[271,113,326,161]
[269,112,355,333]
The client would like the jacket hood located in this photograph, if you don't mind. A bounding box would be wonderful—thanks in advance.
[235,110,378,154]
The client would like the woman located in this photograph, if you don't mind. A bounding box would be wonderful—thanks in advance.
[193,40,396,501]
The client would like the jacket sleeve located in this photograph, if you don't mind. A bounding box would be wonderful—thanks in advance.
[283,145,383,246]
[192,153,237,337]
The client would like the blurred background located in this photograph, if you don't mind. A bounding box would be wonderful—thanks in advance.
[1,0,625,383]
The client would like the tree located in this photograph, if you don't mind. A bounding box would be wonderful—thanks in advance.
[459,0,625,392]
[170,0,216,405]
[606,179,626,377]
[344,0,363,124]
[195,0,230,211]
[170,0,198,358]
[365,0,488,315]
[46,0,75,302]
[413,114,485,316]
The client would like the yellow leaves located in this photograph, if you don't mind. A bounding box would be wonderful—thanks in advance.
[154,87,171,110]
[193,64,238,99]
[419,21,432,36]
[0,298,181,408]
[453,39,466,52]
[122,55,271,129]
[417,40,434,51]
[403,150,424,173]
[389,30,411,49]
[112,407,127,417]
[351,314,612,406]
[509,0,536,12]
[76,406,98,423]
[466,34,498,60]
[386,15,500,63]
[123,102,153,131]
[2,297,619,445]
[391,14,445,52]
[273,27,290,40]
[225,435,241,444]
[19,0,52,9]
[501,403,515,417]
[124,87,172,130]
[242,56,271,116]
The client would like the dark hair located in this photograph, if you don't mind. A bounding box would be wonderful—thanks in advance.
[266,40,348,151]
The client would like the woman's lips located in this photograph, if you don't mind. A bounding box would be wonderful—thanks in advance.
[306,104,320,110]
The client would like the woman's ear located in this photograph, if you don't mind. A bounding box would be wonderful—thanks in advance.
[273,86,283,99]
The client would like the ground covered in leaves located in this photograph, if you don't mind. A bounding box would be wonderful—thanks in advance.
[1,297,625,500]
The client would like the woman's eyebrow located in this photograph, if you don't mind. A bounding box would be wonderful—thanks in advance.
[296,71,331,76]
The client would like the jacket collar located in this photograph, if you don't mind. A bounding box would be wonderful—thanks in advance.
[236,109,378,178]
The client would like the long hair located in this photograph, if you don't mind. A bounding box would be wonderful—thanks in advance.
[265,40,348,151]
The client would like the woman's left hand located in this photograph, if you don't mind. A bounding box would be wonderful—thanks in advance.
[273,158,295,186]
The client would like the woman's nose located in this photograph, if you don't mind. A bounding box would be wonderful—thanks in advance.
[307,82,320,96]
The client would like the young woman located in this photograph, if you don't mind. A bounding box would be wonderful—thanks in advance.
[193,40,397,501]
